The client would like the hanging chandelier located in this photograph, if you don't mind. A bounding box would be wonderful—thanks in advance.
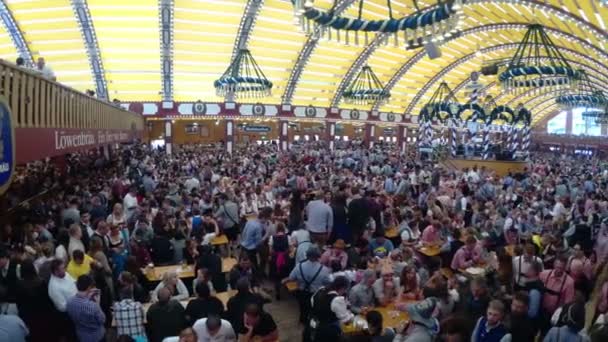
[556,70,608,110]
[582,107,608,125]
[342,65,390,105]
[419,81,460,122]
[214,49,272,98]
[292,0,462,49]
[499,24,579,94]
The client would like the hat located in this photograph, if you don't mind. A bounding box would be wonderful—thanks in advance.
[406,297,439,330]
[380,259,394,275]
[333,239,346,249]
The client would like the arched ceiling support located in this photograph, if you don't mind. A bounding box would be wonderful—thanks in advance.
[465,0,608,43]
[232,0,264,58]
[71,0,108,100]
[281,0,356,105]
[373,22,608,112]
[0,1,33,67]
[159,0,174,102]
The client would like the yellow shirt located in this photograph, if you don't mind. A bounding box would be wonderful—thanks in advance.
[67,254,94,279]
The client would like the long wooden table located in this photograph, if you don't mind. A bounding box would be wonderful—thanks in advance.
[416,245,441,257]
[342,302,410,334]
[113,290,237,327]
[144,257,238,282]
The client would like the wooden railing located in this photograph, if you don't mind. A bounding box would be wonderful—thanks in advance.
[0,59,142,131]
[531,133,608,147]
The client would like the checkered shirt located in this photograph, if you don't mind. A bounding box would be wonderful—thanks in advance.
[113,299,145,337]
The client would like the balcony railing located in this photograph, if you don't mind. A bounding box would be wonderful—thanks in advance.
[0,59,143,164]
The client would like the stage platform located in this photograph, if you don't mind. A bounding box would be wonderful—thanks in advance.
[445,158,529,177]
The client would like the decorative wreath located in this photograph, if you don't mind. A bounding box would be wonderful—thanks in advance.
[193,101,206,115]
[294,0,461,48]
[213,77,273,98]
[305,105,317,117]
[252,103,265,116]
[387,113,395,122]
[491,105,516,125]
[350,109,360,120]
[498,66,578,89]
[457,103,485,123]
[555,93,608,109]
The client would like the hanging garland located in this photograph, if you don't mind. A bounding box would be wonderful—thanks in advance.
[292,0,462,48]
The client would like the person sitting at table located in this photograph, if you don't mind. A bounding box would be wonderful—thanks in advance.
[192,315,236,342]
[147,288,187,342]
[229,254,258,291]
[399,211,420,246]
[399,265,422,301]
[151,270,189,302]
[195,245,225,292]
[369,232,394,259]
[150,229,175,266]
[363,310,396,342]
[421,222,442,246]
[226,277,265,334]
[348,269,377,314]
[185,282,224,326]
[193,268,215,294]
[470,300,508,342]
[200,210,221,246]
[393,298,440,342]
[308,276,354,342]
[451,236,481,271]
[320,239,348,270]
[238,302,278,342]
[373,261,400,307]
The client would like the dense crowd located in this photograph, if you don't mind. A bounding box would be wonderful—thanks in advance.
[1,141,608,342]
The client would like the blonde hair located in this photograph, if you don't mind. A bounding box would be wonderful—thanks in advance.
[162,270,178,284]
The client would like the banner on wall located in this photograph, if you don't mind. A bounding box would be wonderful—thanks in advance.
[15,127,141,165]
[0,97,15,195]
[243,125,271,133]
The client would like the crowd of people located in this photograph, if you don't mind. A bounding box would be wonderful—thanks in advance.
[1,140,608,342]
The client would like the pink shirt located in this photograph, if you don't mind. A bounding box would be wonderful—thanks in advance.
[320,249,348,270]
[540,269,575,314]
[450,246,480,270]
[421,225,440,245]
[567,256,593,281]
[598,282,608,314]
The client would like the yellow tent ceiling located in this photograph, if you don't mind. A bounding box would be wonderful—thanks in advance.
[0,0,606,126]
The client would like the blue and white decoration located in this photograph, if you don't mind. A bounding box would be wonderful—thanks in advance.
[292,0,462,48]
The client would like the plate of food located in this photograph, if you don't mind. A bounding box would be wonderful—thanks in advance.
[465,267,485,275]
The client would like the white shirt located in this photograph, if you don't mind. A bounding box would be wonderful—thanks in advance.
[512,255,543,287]
[123,193,138,219]
[192,318,236,342]
[327,291,354,324]
[185,177,200,193]
[48,274,77,312]
[38,65,55,80]
[55,245,68,264]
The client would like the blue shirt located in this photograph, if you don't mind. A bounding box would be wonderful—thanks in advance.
[528,288,541,318]
[369,239,394,258]
[0,315,28,342]
[240,219,264,250]
[66,293,106,342]
[288,260,330,293]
